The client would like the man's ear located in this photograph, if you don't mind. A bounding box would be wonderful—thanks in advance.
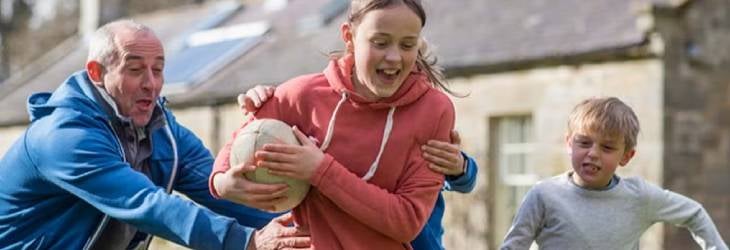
[86,60,104,86]
[619,149,636,166]
[340,22,354,53]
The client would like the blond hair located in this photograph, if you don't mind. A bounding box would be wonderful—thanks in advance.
[567,97,640,151]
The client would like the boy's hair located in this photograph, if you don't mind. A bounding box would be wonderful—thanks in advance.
[568,97,640,151]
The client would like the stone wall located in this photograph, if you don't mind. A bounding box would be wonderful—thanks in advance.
[655,0,730,248]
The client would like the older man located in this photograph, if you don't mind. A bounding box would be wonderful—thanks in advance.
[0,20,303,250]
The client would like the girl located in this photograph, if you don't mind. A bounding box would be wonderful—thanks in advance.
[211,0,455,248]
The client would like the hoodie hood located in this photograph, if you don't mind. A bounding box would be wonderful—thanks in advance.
[27,71,108,123]
[323,54,432,109]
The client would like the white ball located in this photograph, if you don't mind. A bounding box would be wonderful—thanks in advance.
[229,119,310,212]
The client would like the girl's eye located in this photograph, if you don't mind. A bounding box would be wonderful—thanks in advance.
[401,43,416,50]
[372,39,387,47]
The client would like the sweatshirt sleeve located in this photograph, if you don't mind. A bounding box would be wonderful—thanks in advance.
[443,152,478,193]
[644,181,728,250]
[209,116,250,198]
[500,186,543,249]
[29,116,254,250]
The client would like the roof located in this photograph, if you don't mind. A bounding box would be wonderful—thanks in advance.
[0,0,657,126]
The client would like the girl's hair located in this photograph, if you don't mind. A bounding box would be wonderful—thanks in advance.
[332,0,460,96]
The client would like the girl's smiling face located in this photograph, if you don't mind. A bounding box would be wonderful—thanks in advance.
[342,3,422,101]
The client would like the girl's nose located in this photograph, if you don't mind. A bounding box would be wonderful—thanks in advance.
[384,46,401,62]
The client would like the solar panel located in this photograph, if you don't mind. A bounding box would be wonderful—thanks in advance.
[163,21,269,94]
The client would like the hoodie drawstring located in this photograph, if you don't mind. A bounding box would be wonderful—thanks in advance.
[319,91,396,181]
[362,107,395,181]
[319,92,348,152]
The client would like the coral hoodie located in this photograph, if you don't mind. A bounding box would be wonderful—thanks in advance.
[211,55,454,249]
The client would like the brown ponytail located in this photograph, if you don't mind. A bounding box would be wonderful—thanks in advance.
[417,39,464,97]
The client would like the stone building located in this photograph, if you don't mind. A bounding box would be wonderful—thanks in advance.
[0,0,726,249]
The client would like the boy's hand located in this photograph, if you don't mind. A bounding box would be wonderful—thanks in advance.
[421,130,466,177]
[238,85,275,114]
[247,213,311,250]
[213,162,289,211]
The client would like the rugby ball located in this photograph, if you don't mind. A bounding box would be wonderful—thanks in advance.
[229,119,310,212]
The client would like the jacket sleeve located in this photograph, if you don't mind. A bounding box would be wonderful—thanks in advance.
[644,181,728,250]
[443,152,478,193]
[166,114,279,229]
[28,115,253,250]
[500,186,542,249]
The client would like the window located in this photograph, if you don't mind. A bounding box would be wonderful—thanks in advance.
[489,115,537,248]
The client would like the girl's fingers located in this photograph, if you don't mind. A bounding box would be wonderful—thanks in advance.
[256,150,298,163]
[261,143,300,154]
[259,161,297,173]
[230,162,256,176]
[239,179,289,194]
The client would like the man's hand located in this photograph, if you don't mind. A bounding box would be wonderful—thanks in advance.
[238,85,275,114]
[247,213,311,250]
[421,130,466,177]
[212,162,289,212]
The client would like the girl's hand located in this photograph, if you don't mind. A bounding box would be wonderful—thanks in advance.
[255,126,324,182]
[421,130,465,176]
[213,162,289,211]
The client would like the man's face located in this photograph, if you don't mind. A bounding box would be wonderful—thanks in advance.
[102,29,164,127]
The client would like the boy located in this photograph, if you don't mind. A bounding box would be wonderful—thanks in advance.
[501,97,727,249]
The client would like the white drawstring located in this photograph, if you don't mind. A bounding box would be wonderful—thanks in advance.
[318,91,396,181]
[362,106,395,181]
[320,92,348,151]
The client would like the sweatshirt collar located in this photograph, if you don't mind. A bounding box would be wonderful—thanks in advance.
[324,54,431,109]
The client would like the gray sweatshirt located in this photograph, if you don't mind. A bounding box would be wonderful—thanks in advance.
[501,172,728,250]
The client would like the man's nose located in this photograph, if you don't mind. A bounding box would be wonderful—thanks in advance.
[140,68,155,89]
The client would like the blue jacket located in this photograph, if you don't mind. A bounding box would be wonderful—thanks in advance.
[411,152,478,250]
[0,71,277,249]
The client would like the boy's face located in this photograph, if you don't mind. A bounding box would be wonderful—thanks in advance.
[567,130,635,189]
